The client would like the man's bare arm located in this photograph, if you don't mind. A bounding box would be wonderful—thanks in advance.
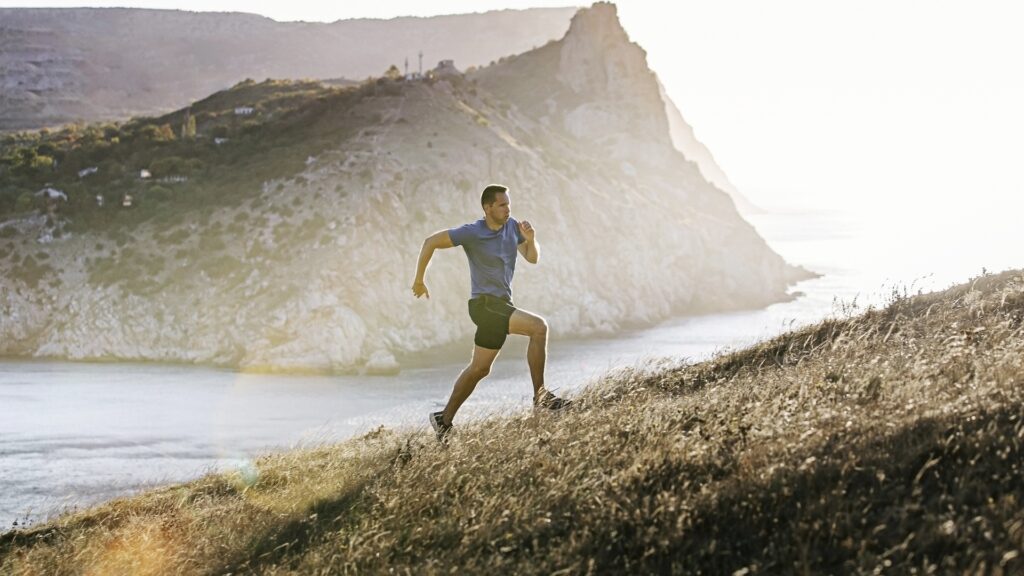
[517,220,539,264]
[517,238,539,264]
[412,229,455,298]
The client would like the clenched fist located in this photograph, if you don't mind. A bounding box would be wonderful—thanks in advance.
[518,220,536,242]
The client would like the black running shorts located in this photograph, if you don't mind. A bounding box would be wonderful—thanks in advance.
[468,295,516,350]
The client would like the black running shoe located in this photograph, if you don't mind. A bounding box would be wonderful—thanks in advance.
[429,411,452,443]
[534,390,573,412]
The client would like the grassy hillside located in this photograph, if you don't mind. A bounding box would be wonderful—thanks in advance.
[0,75,441,296]
[3,270,1022,574]
[0,78,374,229]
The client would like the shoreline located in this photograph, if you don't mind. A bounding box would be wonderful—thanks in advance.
[0,277,818,377]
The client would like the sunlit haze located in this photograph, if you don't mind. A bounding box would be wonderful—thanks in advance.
[3,0,1022,278]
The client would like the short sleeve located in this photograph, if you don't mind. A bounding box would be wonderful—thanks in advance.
[513,219,526,245]
[448,223,475,247]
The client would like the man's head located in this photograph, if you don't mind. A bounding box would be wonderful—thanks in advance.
[481,184,511,224]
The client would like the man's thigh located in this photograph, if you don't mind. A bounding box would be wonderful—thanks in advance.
[470,345,501,370]
[508,308,546,337]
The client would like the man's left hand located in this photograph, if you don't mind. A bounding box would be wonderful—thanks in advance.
[518,220,536,242]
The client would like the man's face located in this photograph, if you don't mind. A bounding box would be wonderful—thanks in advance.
[484,192,511,223]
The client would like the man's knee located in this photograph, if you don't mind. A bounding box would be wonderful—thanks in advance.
[531,318,548,339]
[468,363,491,379]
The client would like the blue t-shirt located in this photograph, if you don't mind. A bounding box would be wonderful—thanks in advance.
[448,218,526,301]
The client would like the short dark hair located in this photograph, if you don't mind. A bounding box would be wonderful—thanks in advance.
[481,184,509,207]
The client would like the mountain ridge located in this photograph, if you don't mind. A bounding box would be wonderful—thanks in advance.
[0,6,578,131]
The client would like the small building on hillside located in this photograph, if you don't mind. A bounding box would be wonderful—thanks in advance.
[234,106,255,116]
[35,186,67,226]
[432,59,461,78]
[35,186,67,202]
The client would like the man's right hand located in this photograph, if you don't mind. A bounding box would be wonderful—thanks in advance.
[412,281,430,299]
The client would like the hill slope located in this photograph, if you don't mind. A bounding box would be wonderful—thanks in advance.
[0,4,808,373]
[2,269,1021,574]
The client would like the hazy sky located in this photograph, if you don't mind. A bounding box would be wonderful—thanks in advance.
[4,1,1023,219]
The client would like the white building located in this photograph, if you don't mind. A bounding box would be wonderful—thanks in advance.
[35,186,67,201]
[234,107,255,116]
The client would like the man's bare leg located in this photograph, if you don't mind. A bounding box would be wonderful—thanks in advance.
[509,309,549,399]
[442,345,500,426]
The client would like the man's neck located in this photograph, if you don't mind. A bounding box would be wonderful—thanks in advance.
[483,216,503,231]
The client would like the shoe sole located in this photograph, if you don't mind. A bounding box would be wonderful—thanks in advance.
[533,402,572,413]
[429,412,450,442]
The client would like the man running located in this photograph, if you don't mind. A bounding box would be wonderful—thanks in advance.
[412,184,571,442]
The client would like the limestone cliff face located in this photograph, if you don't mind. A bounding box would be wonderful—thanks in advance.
[556,3,671,155]
[0,3,809,374]
[0,7,576,131]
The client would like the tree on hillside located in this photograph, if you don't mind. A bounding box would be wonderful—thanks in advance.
[181,112,197,140]
[137,124,177,143]
[385,65,402,81]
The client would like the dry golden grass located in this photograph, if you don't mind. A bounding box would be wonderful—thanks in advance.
[3,270,1024,575]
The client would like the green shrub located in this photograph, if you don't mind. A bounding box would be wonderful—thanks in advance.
[11,253,54,288]
[14,192,34,212]
[147,185,174,203]
[87,255,122,287]
[141,254,165,277]
[202,254,244,280]
[198,233,227,252]
[160,227,191,245]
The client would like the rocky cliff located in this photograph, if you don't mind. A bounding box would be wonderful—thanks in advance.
[0,3,810,374]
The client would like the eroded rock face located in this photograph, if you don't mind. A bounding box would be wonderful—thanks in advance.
[556,3,671,157]
[0,4,810,374]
